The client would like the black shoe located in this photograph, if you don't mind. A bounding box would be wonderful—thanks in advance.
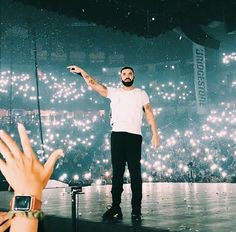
[102,206,123,220]
[131,208,141,221]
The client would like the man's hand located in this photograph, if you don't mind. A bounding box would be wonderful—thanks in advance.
[67,65,107,97]
[67,65,85,76]
[152,134,160,149]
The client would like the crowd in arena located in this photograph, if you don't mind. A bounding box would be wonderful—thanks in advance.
[0,68,235,185]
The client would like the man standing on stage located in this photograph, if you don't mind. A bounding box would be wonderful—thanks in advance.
[67,65,159,220]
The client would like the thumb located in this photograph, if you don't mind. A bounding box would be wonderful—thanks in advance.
[43,149,64,185]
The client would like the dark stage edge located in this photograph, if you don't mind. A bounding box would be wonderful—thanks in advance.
[1,183,236,232]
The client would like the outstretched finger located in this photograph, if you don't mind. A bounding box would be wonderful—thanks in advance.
[0,130,22,159]
[17,123,35,159]
[43,149,64,185]
[67,65,76,71]
[67,66,78,74]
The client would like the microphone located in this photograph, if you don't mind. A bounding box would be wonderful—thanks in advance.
[71,68,82,77]
[76,72,83,77]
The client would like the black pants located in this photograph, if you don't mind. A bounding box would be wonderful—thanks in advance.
[111,131,142,210]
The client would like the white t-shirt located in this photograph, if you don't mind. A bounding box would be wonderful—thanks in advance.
[107,87,150,135]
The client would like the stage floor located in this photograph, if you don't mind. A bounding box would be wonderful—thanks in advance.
[1,182,236,232]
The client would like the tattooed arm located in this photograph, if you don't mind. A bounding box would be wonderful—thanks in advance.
[67,65,107,97]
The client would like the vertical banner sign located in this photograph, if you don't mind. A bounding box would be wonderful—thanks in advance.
[193,43,208,114]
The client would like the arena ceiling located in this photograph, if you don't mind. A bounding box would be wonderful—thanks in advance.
[13,0,236,49]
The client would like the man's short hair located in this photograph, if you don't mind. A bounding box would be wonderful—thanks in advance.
[120,66,135,74]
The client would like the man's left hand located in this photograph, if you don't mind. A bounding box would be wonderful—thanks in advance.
[152,134,160,148]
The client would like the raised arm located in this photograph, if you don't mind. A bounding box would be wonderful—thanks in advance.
[143,103,160,148]
[67,65,107,97]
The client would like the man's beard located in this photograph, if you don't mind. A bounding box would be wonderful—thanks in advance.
[122,78,134,87]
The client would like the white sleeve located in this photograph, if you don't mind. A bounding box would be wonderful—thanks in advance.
[107,87,116,100]
[142,90,150,106]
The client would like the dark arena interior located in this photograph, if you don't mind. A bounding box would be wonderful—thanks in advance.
[0,0,236,231]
